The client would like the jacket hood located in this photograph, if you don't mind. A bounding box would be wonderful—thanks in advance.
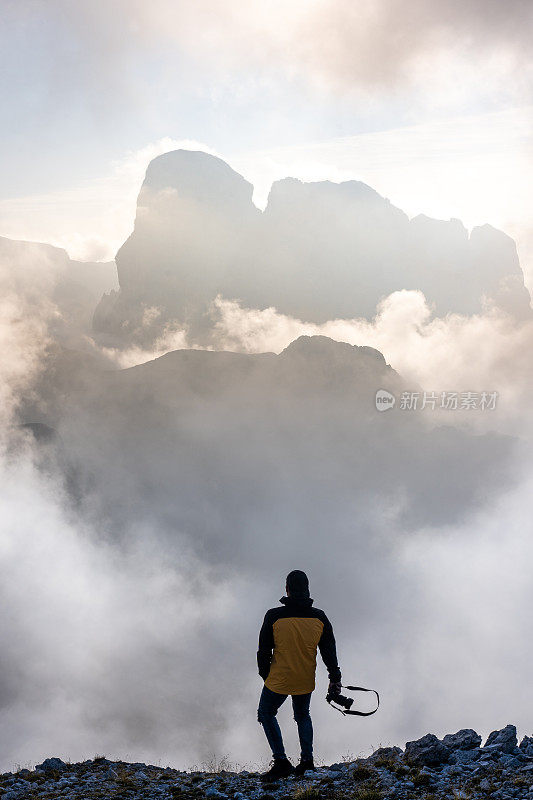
[280,595,314,607]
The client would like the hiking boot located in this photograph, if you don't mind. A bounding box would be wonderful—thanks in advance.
[260,758,294,781]
[293,759,315,776]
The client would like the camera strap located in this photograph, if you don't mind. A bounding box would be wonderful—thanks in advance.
[327,685,380,717]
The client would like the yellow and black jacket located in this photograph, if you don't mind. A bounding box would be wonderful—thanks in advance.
[257,596,341,695]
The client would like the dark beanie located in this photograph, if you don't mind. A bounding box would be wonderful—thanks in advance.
[286,569,310,599]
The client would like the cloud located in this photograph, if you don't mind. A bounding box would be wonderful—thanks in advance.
[16,0,533,104]
[1,321,531,770]
[210,291,533,435]
[291,0,533,94]
[0,242,62,428]
[0,455,248,769]
[1,224,533,773]
[99,317,189,368]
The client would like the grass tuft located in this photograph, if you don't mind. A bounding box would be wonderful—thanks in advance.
[412,770,432,787]
[189,754,237,774]
[351,764,375,781]
[292,785,322,800]
[353,787,384,800]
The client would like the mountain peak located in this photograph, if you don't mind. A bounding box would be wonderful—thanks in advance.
[141,149,254,207]
[281,334,386,366]
[95,149,531,347]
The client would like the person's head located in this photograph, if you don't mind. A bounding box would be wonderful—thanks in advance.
[286,569,310,600]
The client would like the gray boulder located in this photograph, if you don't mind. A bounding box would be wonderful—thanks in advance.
[35,758,67,773]
[405,734,450,766]
[368,746,403,764]
[519,735,533,756]
[104,768,118,781]
[443,729,482,750]
[449,748,481,764]
[484,724,518,754]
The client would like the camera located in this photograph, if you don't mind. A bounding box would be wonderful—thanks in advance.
[326,689,354,710]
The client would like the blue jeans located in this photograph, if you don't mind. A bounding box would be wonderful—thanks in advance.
[257,685,313,761]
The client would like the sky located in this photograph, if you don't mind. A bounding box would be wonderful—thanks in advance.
[1,0,532,278]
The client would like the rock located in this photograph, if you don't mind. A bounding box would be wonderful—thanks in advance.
[15,769,32,779]
[369,746,403,762]
[95,150,531,350]
[405,733,450,766]
[449,748,481,764]
[484,725,518,754]
[15,726,532,800]
[104,768,118,780]
[35,757,67,773]
[205,788,228,799]
[520,736,533,756]
[443,729,482,750]
[479,751,499,764]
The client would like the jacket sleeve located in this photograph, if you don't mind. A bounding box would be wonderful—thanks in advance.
[318,613,342,683]
[257,611,274,680]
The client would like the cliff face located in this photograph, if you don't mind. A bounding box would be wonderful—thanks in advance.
[6,724,533,799]
[93,150,531,344]
[113,150,260,321]
[0,235,117,348]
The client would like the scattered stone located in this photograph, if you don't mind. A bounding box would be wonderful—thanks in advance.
[34,757,67,773]
[7,727,533,800]
[369,746,403,762]
[405,733,450,766]
[449,748,481,764]
[443,729,482,750]
[205,787,228,798]
[104,767,118,780]
[484,725,518,754]
[520,736,533,756]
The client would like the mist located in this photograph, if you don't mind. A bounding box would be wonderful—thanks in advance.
[1,147,533,773]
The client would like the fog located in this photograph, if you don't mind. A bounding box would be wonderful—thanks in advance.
[1,154,532,773]
[17,0,533,103]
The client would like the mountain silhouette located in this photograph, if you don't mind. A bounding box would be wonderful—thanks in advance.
[0,235,116,348]
[93,150,531,346]
[23,334,515,545]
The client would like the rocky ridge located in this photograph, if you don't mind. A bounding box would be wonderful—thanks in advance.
[3,725,533,800]
[93,150,532,348]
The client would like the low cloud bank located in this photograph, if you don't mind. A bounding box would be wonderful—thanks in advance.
[1,235,532,773]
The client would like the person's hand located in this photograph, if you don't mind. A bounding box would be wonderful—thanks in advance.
[328,680,342,696]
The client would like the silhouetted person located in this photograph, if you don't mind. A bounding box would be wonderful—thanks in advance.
[257,570,342,780]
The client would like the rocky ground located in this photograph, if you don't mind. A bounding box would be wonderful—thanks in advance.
[2,725,533,800]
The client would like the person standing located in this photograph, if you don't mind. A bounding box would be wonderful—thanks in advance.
[257,570,342,780]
